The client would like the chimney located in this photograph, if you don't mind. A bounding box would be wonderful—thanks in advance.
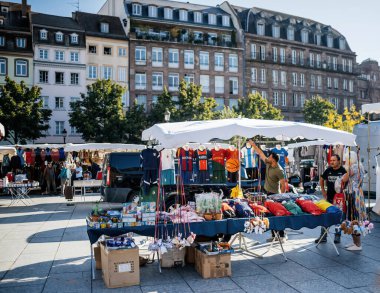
[22,0,27,18]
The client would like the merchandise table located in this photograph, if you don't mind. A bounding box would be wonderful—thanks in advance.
[6,181,39,206]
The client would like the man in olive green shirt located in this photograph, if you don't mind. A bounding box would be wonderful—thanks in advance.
[249,139,286,241]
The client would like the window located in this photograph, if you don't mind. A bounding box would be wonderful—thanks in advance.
[272,70,278,85]
[273,47,278,62]
[70,73,79,85]
[301,30,308,43]
[251,44,257,59]
[39,49,48,60]
[118,47,127,56]
[292,93,298,107]
[148,5,157,17]
[184,74,194,84]
[151,95,158,105]
[349,80,354,93]
[333,57,337,70]
[55,72,64,84]
[300,73,305,87]
[315,34,321,46]
[55,121,65,135]
[229,99,238,108]
[343,79,348,91]
[260,68,266,84]
[272,25,280,38]
[292,50,297,64]
[70,125,79,135]
[179,10,188,21]
[229,77,238,95]
[71,34,78,44]
[280,48,285,63]
[15,59,27,76]
[261,91,268,100]
[152,47,163,67]
[222,15,230,27]
[135,73,146,90]
[342,59,347,72]
[152,72,163,90]
[55,97,64,109]
[89,45,97,54]
[273,92,279,106]
[16,37,26,48]
[132,3,142,16]
[184,50,194,69]
[102,66,112,79]
[214,53,224,71]
[317,75,322,89]
[292,72,297,86]
[169,49,179,68]
[0,58,6,75]
[348,60,353,73]
[228,54,238,72]
[214,98,224,111]
[327,77,332,89]
[118,67,127,82]
[259,45,266,60]
[300,94,306,108]
[299,51,304,66]
[41,96,49,108]
[280,71,286,86]
[55,50,64,61]
[88,65,97,79]
[55,32,63,42]
[251,68,257,83]
[316,54,321,68]
[0,36,4,46]
[168,73,179,91]
[257,22,265,36]
[350,98,354,108]
[200,75,209,93]
[208,33,217,45]
[208,14,216,25]
[39,70,48,83]
[194,12,202,23]
[136,95,147,110]
[40,29,47,40]
[215,76,224,94]
[199,51,209,70]
[164,8,173,20]
[327,35,333,48]
[334,78,339,89]
[310,74,315,89]
[70,52,79,62]
[281,92,287,106]
[327,56,331,68]
[104,47,112,55]
[344,98,348,109]
[287,27,294,41]
[309,53,314,67]
[135,46,146,65]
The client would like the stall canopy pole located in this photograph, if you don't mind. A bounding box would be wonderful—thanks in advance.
[238,137,241,190]
[367,112,371,218]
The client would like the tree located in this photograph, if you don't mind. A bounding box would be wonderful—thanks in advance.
[235,93,283,120]
[341,105,364,132]
[303,96,335,125]
[69,79,128,142]
[214,106,239,119]
[0,76,52,144]
[125,101,148,143]
[197,97,217,120]
[324,110,343,130]
[148,87,176,125]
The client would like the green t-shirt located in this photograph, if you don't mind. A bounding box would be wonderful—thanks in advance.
[264,161,284,194]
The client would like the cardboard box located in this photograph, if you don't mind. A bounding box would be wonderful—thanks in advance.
[186,246,196,264]
[94,245,101,270]
[100,242,140,288]
[194,249,231,279]
[160,247,186,268]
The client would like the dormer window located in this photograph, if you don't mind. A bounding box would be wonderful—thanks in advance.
[272,24,280,38]
[208,14,216,25]
[1,6,8,13]
[222,15,230,27]
[0,36,4,46]
[148,5,157,17]
[100,22,109,33]
[132,3,142,16]
[327,35,333,48]
[164,8,173,20]
[315,33,321,45]
[257,22,265,36]
[179,9,188,21]
[0,19,3,25]
[55,32,63,42]
[194,12,202,23]
[40,29,47,40]
[339,38,346,50]
[301,29,308,43]
[70,33,78,44]
[287,27,294,41]
[16,37,26,48]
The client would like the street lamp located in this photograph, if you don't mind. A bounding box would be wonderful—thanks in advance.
[164,108,171,122]
[62,128,67,144]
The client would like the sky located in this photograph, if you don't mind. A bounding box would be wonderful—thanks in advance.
[11,0,380,63]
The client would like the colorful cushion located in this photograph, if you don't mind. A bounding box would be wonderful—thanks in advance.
[221,202,236,218]
[315,200,333,212]
[248,202,269,215]
[282,201,305,215]
[264,201,292,216]
[234,201,254,218]
[296,199,324,216]
[326,206,341,214]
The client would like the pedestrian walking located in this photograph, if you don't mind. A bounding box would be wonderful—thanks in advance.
[43,162,56,195]
[58,162,71,196]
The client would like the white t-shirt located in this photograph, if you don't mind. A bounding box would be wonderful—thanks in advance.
[161,149,176,170]
[75,166,83,178]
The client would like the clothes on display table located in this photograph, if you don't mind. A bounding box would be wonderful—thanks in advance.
[334,145,345,161]
[321,166,347,203]
[271,147,288,170]
[293,147,301,173]
[314,146,327,177]
[241,146,257,168]
[17,148,25,167]
[226,148,239,183]
[195,149,211,184]
[25,150,33,165]
[161,169,175,185]
[161,149,176,170]
[211,148,226,183]
[177,147,194,184]
[141,148,160,192]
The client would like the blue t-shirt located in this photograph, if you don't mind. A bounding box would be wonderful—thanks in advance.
[271,147,288,169]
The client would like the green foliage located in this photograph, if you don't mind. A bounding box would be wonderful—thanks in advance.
[69,79,128,142]
[148,87,176,125]
[303,96,335,125]
[197,97,217,120]
[0,76,52,144]
[235,93,283,120]
[214,106,239,119]
[324,105,364,133]
[125,101,148,143]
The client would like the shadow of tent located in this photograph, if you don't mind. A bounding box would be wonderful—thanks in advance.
[27,225,88,243]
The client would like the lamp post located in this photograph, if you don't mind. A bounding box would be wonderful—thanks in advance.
[164,108,171,122]
[62,128,67,144]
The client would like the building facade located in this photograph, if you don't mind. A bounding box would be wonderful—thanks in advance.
[234,7,358,121]
[0,1,33,86]
[31,13,86,143]
[99,0,244,111]
[357,59,380,109]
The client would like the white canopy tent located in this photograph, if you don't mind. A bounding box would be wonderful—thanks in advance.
[286,140,352,149]
[0,146,16,161]
[64,143,146,152]
[362,103,380,215]
[15,144,64,149]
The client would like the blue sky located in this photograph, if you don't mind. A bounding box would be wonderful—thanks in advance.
[14,0,380,63]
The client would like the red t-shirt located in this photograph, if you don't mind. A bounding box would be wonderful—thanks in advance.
[211,149,226,170]
[225,149,239,161]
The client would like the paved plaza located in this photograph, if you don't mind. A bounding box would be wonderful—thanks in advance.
[0,195,379,293]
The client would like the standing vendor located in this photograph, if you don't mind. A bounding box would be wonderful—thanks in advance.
[249,139,286,242]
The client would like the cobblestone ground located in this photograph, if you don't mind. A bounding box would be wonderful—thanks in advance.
[0,195,379,293]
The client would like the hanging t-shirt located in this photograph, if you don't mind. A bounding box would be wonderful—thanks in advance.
[271,147,288,169]
[321,166,347,202]
[195,149,211,171]
[241,146,257,168]
[17,148,25,167]
[177,148,194,171]
[140,148,160,170]
[161,149,176,170]
[225,148,239,161]
[211,148,226,171]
